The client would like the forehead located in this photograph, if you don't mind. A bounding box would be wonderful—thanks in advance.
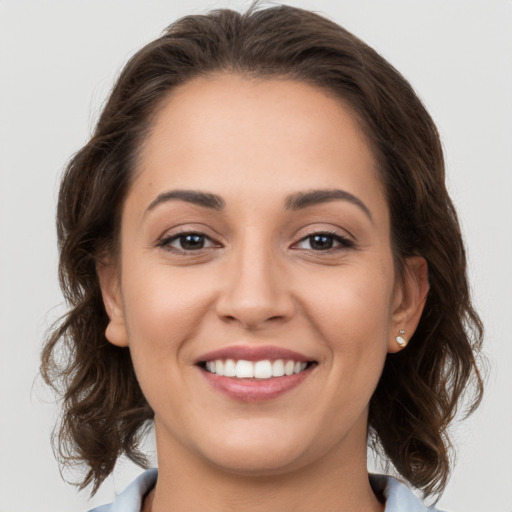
[130,73,387,219]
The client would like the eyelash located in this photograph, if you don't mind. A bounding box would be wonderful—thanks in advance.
[157,232,218,253]
[293,231,355,252]
[157,230,355,255]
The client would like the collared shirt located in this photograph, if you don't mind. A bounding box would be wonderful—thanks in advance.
[89,468,444,512]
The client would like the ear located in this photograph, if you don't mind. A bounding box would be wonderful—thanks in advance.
[97,261,129,347]
[388,256,429,353]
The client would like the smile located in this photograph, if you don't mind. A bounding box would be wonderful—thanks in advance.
[204,359,309,379]
[196,346,317,401]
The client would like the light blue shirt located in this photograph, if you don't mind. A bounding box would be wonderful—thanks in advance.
[89,468,444,512]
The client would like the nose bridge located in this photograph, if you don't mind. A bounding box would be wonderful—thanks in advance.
[216,230,293,328]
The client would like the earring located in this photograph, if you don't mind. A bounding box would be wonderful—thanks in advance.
[396,329,406,347]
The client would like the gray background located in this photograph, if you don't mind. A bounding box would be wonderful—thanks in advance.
[1,1,511,510]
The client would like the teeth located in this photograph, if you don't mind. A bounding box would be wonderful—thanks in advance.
[272,359,285,377]
[284,360,295,376]
[224,359,236,377]
[235,360,254,378]
[254,360,272,379]
[204,359,309,379]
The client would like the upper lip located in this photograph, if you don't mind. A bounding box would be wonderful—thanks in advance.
[195,345,313,364]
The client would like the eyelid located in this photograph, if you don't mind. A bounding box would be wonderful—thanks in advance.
[155,222,221,243]
[154,224,355,254]
[160,232,216,246]
[291,228,356,251]
[156,226,223,254]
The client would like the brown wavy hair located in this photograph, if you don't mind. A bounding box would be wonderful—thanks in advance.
[41,4,484,498]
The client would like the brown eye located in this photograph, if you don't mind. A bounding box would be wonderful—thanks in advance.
[309,234,334,250]
[159,232,217,252]
[178,234,206,250]
[294,232,354,251]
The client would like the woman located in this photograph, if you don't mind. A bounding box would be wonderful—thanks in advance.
[41,5,483,511]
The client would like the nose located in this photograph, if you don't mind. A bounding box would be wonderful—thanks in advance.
[215,242,295,330]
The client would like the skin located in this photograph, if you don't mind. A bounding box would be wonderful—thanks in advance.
[99,74,428,512]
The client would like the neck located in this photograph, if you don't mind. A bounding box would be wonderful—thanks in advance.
[147,424,384,512]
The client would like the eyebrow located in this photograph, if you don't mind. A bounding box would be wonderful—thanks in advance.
[145,189,225,214]
[285,189,373,222]
[144,188,372,222]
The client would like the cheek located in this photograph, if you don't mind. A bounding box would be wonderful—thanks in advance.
[304,262,394,338]
[121,258,214,360]
[298,258,395,384]
[119,261,218,419]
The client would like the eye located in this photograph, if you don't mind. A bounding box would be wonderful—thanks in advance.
[158,232,217,252]
[294,232,354,251]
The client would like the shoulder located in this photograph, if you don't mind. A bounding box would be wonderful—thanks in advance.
[88,468,158,512]
[370,474,446,512]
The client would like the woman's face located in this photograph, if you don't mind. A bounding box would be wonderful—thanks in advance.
[100,74,425,476]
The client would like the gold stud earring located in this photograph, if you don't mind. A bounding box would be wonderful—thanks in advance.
[396,329,406,347]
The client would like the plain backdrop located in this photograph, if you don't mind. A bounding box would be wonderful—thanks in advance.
[1,1,511,511]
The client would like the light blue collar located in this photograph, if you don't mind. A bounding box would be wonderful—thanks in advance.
[90,468,444,512]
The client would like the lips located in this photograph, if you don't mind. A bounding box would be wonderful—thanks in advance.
[197,345,311,363]
[196,346,317,401]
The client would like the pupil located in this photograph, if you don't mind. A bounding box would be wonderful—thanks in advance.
[180,234,204,250]
[311,235,333,250]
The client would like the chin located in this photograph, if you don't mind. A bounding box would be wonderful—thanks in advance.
[205,444,307,477]
[190,418,324,476]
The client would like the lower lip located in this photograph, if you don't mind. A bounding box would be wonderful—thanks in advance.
[199,366,315,402]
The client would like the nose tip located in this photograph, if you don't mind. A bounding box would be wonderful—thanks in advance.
[215,256,294,330]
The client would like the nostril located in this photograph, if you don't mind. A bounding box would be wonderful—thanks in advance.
[217,308,290,330]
